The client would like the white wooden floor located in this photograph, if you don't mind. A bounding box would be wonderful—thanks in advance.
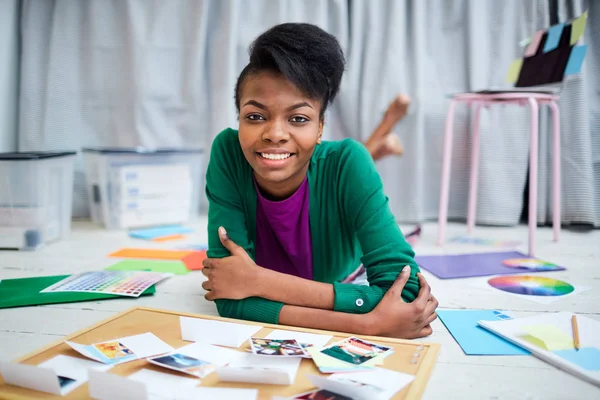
[1,218,599,399]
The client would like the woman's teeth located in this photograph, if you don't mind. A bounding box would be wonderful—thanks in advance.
[260,153,291,160]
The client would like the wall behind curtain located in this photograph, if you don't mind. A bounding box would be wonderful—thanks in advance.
[0,0,20,152]
[17,0,599,227]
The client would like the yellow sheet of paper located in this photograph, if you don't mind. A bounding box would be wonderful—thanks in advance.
[520,324,574,351]
[505,59,523,84]
[570,11,588,45]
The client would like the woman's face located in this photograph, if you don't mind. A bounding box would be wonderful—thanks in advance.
[238,71,323,199]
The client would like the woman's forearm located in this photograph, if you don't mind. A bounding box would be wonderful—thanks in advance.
[253,266,335,310]
[278,304,372,335]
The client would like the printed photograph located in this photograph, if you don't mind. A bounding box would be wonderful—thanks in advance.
[292,389,354,400]
[150,353,215,377]
[57,375,76,388]
[320,337,392,365]
[93,341,135,361]
[250,338,306,357]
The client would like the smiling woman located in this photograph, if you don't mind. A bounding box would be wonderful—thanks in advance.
[203,23,438,339]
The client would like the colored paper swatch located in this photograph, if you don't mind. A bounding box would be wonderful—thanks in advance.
[570,11,588,45]
[106,260,189,275]
[543,23,565,53]
[128,225,193,240]
[109,248,192,260]
[488,276,575,297]
[520,324,574,350]
[416,251,565,279]
[437,310,528,355]
[524,30,544,57]
[505,59,523,83]
[41,271,171,298]
[553,347,600,371]
[0,275,155,309]
[519,36,532,47]
[564,45,588,75]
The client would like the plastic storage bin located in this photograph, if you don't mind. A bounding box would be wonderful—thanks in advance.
[82,147,204,230]
[0,152,76,250]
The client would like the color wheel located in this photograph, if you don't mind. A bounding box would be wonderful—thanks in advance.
[488,275,574,297]
[502,258,563,271]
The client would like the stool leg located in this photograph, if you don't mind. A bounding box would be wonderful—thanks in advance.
[438,100,457,246]
[549,100,561,242]
[527,98,539,257]
[467,103,482,234]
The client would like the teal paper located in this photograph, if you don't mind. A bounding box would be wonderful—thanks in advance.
[553,348,600,371]
[543,23,565,53]
[564,45,588,75]
[438,309,529,356]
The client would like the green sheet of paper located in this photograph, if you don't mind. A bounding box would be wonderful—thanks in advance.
[106,259,189,275]
[0,275,155,309]
[505,59,523,83]
[570,11,588,45]
[520,324,574,351]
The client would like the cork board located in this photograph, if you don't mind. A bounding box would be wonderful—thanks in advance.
[0,307,440,400]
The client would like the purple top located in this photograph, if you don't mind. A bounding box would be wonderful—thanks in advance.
[254,177,313,280]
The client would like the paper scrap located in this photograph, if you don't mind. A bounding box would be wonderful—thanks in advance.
[38,355,112,394]
[128,369,198,399]
[553,347,600,371]
[129,225,193,240]
[265,329,333,349]
[147,342,245,378]
[109,248,192,260]
[180,316,263,348]
[570,11,588,45]
[327,368,416,400]
[216,353,301,385]
[543,23,565,53]
[564,45,588,75]
[106,259,189,275]
[438,309,529,355]
[505,59,523,83]
[519,37,532,47]
[520,324,574,351]
[66,332,173,365]
[88,370,147,400]
[524,30,544,57]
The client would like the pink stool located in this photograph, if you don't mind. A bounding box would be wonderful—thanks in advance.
[437,92,561,257]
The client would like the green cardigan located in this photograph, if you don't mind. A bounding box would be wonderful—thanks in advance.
[205,128,420,324]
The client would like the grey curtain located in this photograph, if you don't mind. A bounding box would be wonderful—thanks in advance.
[17,0,599,227]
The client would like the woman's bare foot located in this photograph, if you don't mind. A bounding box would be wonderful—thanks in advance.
[365,95,410,161]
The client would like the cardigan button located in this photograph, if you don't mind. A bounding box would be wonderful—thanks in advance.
[355,298,364,307]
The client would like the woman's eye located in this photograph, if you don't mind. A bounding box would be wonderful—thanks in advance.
[290,116,308,123]
[246,114,265,121]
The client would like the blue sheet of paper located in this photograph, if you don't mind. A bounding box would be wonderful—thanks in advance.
[564,45,588,75]
[128,225,193,240]
[438,309,530,356]
[543,23,565,53]
[553,348,600,371]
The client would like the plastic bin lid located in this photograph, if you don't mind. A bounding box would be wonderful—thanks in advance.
[0,151,76,160]
[82,147,203,154]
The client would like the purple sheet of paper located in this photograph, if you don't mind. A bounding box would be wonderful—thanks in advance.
[415,251,565,279]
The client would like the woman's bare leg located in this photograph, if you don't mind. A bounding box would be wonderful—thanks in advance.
[364,95,410,161]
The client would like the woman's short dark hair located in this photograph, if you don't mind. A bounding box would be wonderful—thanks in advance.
[234,23,345,119]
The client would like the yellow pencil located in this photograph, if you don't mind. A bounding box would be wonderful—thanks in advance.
[571,315,580,350]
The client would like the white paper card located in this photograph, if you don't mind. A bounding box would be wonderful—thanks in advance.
[0,362,61,395]
[216,353,301,385]
[180,317,262,348]
[326,368,415,400]
[38,355,113,394]
[128,369,199,399]
[265,330,333,349]
[147,342,246,378]
[176,387,258,400]
[66,332,173,365]
[89,370,148,400]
